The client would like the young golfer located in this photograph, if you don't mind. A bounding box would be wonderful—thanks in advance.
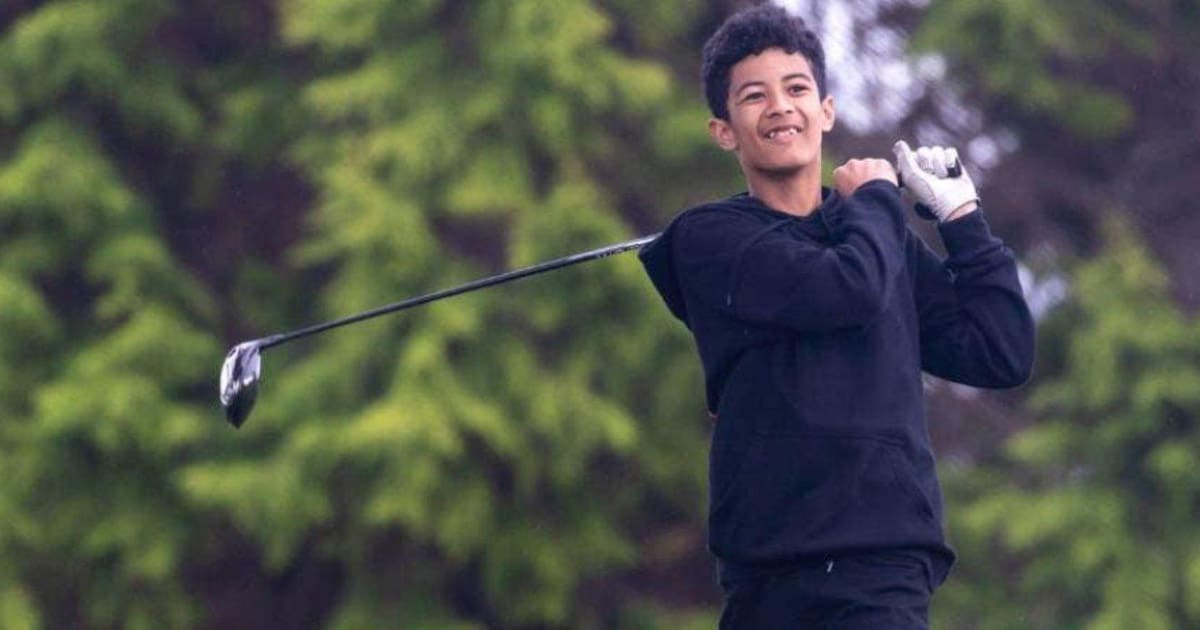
[639,4,1035,628]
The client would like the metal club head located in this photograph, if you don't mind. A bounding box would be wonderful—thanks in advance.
[219,341,262,428]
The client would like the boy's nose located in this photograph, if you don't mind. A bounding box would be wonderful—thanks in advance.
[766,91,795,116]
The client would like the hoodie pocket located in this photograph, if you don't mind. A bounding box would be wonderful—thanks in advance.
[709,430,936,564]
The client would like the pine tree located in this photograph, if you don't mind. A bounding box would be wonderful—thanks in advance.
[935,223,1200,628]
[1,0,735,627]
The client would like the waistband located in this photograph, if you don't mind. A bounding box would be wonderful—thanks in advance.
[717,554,834,589]
[717,547,951,592]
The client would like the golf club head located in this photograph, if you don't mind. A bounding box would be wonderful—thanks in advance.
[220,341,262,428]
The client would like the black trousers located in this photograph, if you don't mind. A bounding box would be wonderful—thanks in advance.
[718,552,934,629]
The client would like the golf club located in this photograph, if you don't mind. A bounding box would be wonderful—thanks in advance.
[901,157,963,220]
[219,233,659,428]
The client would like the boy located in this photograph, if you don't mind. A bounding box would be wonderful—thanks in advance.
[638,4,1035,628]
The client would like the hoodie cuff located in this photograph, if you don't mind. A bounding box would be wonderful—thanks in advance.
[937,207,1002,261]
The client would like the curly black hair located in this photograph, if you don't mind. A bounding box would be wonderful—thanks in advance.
[701,3,827,121]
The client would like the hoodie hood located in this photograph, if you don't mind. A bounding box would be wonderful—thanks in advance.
[637,219,692,326]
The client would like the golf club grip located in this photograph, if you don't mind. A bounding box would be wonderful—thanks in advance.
[899,160,962,220]
[896,160,962,188]
[258,233,661,350]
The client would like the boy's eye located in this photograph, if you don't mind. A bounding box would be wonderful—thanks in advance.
[789,84,808,95]
[742,92,764,103]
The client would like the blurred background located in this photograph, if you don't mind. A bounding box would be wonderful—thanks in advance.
[1,0,1198,627]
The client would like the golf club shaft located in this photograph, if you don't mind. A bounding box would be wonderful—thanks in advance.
[258,233,660,351]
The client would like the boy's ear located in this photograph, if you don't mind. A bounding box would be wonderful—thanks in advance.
[708,117,739,151]
[821,95,836,133]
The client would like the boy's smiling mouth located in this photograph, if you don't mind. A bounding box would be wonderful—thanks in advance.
[764,125,802,141]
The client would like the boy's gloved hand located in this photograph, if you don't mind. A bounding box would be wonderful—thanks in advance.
[893,140,979,222]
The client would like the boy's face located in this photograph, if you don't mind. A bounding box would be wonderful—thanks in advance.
[709,48,835,177]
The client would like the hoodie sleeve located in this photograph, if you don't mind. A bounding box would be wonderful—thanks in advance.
[673,181,907,333]
[915,210,1036,388]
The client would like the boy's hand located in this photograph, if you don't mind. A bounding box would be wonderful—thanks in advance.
[893,141,979,222]
[833,158,898,198]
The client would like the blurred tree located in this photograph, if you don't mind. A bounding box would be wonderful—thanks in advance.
[775,1,1200,625]
[0,0,223,627]
[890,1,1200,626]
[0,0,752,626]
[10,0,1192,627]
[175,1,734,626]
[933,222,1200,628]
[910,0,1200,308]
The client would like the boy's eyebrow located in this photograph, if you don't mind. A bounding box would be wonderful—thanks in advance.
[734,72,813,96]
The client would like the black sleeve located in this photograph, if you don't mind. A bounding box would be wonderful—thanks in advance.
[915,210,1036,387]
[673,181,908,333]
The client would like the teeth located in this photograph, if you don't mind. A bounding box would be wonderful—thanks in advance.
[767,127,800,139]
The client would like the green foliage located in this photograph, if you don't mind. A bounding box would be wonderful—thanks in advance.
[0,0,199,138]
[914,0,1157,138]
[935,222,1200,628]
[0,583,40,630]
[24,0,1192,627]
[195,1,709,625]
[5,0,722,627]
[0,1,275,627]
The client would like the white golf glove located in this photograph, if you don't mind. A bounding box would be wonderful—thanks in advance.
[893,140,978,222]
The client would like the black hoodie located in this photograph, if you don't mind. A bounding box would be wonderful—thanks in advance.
[638,180,1034,588]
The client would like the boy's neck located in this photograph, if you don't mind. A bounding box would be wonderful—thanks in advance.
[745,165,823,217]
